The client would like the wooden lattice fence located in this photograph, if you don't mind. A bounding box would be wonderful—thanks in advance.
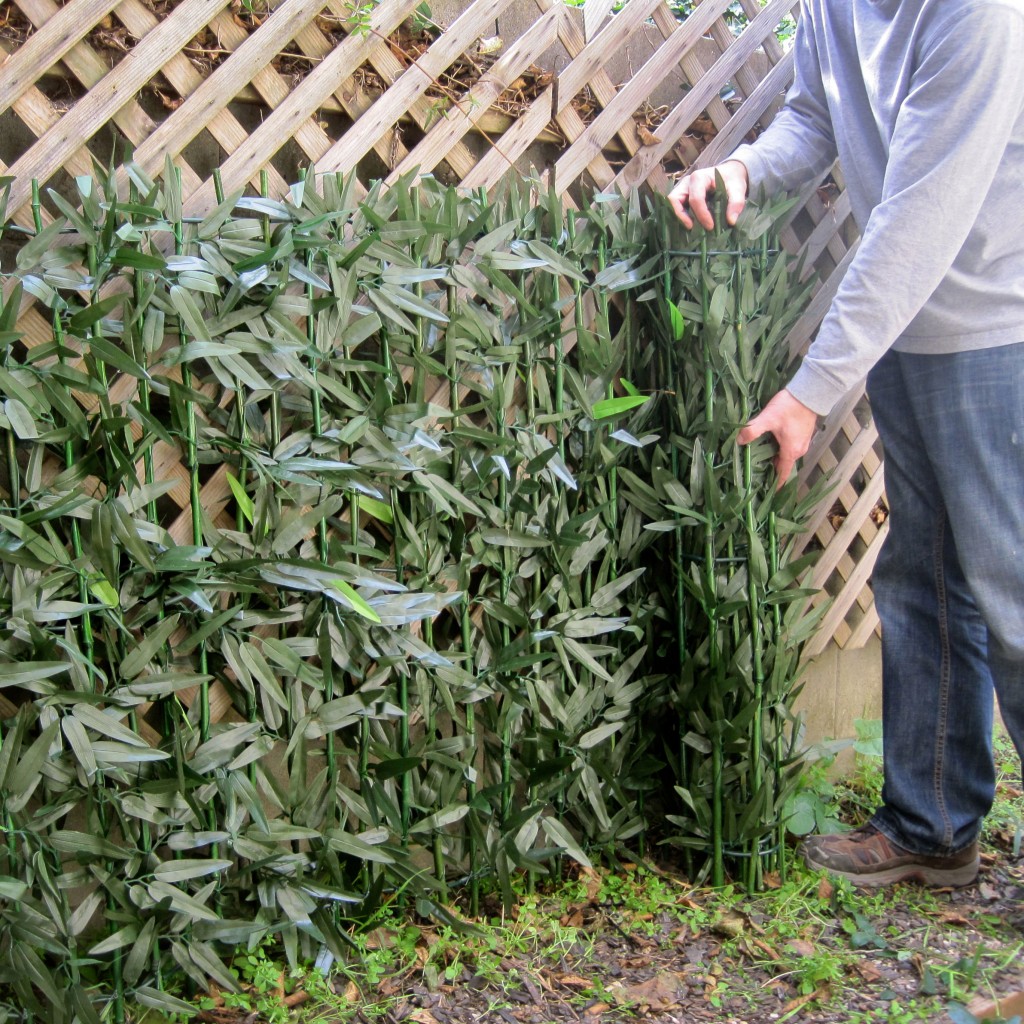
[0,0,882,663]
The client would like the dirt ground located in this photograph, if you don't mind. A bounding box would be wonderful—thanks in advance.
[253,833,1024,1024]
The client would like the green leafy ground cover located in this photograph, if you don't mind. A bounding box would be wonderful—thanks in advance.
[136,732,1024,1024]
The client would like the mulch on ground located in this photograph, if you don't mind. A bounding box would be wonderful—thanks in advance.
[193,821,1024,1024]
[337,865,1024,1024]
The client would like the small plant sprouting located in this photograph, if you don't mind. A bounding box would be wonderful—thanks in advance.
[344,0,377,36]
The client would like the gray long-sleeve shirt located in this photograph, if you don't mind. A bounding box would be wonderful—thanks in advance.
[731,0,1024,415]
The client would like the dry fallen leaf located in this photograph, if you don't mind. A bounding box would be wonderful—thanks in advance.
[637,125,662,146]
[409,1011,439,1024]
[786,939,817,958]
[817,877,835,900]
[580,865,603,903]
[752,938,781,961]
[364,927,396,949]
[711,910,746,938]
[852,961,883,983]
[560,906,585,928]
[625,972,687,1009]
[978,881,1001,901]
[477,35,502,54]
[782,984,830,1014]
[556,973,592,990]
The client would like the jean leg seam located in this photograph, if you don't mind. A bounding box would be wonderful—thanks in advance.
[933,513,954,849]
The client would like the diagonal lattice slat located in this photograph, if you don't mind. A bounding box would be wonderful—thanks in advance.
[0,0,880,657]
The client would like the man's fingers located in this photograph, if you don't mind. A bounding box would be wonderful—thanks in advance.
[736,417,765,447]
[773,453,796,488]
[669,171,717,229]
[669,193,694,229]
[737,389,817,490]
[687,183,716,231]
[725,194,747,227]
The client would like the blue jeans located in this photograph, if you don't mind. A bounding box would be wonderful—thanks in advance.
[865,343,1024,856]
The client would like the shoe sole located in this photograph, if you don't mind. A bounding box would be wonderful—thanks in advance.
[803,851,979,888]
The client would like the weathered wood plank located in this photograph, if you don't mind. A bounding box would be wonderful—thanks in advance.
[169,462,234,546]
[691,46,794,168]
[121,0,330,187]
[553,0,664,116]
[385,4,562,183]
[314,0,527,177]
[794,419,879,559]
[800,187,851,270]
[607,0,793,191]
[554,0,734,187]
[582,0,615,41]
[798,191,853,270]
[808,466,885,592]
[180,0,424,215]
[554,0,653,175]
[845,597,881,650]
[0,46,87,230]
[458,84,556,188]
[5,0,233,218]
[2,3,162,196]
[0,0,124,114]
[736,0,788,64]
[806,519,887,657]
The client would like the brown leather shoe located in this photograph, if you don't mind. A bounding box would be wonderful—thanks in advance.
[800,823,979,887]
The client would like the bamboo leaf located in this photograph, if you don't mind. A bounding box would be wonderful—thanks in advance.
[326,831,396,864]
[669,300,686,341]
[359,496,394,523]
[578,721,621,749]
[120,614,180,679]
[329,581,382,623]
[72,704,149,747]
[134,987,199,1015]
[170,285,212,342]
[48,831,132,860]
[226,471,255,525]
[408,804,470,834]
[68,295,124,333]
[540,817,592,868]
[153,859,234,883]
[592,395,649,420]
[4,398,37,439]
[88,577,119,608]
[7,721,59,802]
[0,662,69,688]
[88,926,139,957]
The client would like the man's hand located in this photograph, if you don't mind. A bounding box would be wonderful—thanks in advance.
[668,160,749,230]
[737,390,819,488]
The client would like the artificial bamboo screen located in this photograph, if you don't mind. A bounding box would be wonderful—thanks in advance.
[0,0,882,667]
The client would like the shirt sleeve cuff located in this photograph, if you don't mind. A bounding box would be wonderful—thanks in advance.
[729,144,770,196]
[785,361,849,417]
